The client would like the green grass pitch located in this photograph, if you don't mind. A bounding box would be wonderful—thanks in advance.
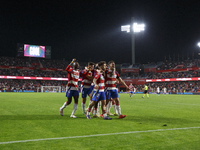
[0,93,200,150]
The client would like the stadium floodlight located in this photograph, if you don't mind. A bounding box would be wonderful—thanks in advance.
[121,23,145,33]
[133,23,145,32]
[197,42,200,48]
[121,25,131,33]
[121,17,145,64]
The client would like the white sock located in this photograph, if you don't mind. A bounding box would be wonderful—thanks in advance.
[113,104,118,114]
[103,112,107,117]
[87,100,92,109]
[106,105,108,113]
[82,103,85,113]
[93,109,97,115]
[106,102,109,113]
[60,102,67,110]
[71,103,78,115]
[116,105,121,116]
[87,109,90,115]
[108,101,112,113]
[97,102,101,114]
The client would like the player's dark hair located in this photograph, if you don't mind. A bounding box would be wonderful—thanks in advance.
[88,62,95,66]
[98,61,106,67]
[108,60,115,65]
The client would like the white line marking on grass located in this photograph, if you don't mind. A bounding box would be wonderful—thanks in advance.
[0,126,200,145]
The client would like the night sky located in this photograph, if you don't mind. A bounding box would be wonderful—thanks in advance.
[1,0,200,64]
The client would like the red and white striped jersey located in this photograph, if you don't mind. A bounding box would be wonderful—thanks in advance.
[65,65,80,91]
[92,69,99,77]
[105,70,119,90]
[94,73,105,92]
[80,69,93,88]
[129,85,134,91]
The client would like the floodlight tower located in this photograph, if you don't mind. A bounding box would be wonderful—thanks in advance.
[121,17,145,64]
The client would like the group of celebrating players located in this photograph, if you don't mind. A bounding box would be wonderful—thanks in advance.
[59,58,130,120]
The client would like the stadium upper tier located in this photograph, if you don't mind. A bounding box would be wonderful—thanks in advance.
[120,70,200,79]
[0,56,199,80]
[0,57,199,93]
[121,59,199,70]
[0,56,87,69]
[0,69,68,78]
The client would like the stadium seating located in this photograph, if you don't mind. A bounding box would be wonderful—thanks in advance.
[0,56,199,93]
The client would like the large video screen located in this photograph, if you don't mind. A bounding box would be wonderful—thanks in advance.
[24,44,45,58]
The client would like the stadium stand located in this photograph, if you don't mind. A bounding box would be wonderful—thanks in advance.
[0,68,68,78]
[0,79,68,92]
[0,56,199,93]
[147,81,200,93]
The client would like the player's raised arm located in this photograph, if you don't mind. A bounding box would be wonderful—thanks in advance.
[118,77,129,91]
[69,58,76,66]
[65,58,76,73]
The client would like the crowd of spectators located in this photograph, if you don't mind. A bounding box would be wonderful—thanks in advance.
[0,56,200,93]
[121,63,140,68]
[120,72,142,79]
[157,59,199,70]
[1,56,199,70]
[0,57,31,67]
[147,70,199,79]
[120,59,199,79]
[120,59,199,70]
[0,69,68,78]
[121,81,198,93]
[120,70,200,79]
[1,79,199,93]
[39,59,68,69]
[0,79,68,92]
[0,56,88,69]
[146,81,200,93]
[130,81,200,93]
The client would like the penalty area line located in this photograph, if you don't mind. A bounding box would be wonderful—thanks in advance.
[0,126,200,145]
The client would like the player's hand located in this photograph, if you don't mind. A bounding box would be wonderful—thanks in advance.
[72,58,76,62]
[88,67,92,71]
[126,87,130,91]
[94,84,99,89]
[69,58,76,66]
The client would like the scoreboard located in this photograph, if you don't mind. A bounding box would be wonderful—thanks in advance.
[17,43,51,59]
[24,44,45,58]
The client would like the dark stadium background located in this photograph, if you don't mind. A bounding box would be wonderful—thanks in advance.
[0,0,200,64]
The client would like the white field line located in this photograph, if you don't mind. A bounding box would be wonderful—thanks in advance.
[0,126,200,145]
